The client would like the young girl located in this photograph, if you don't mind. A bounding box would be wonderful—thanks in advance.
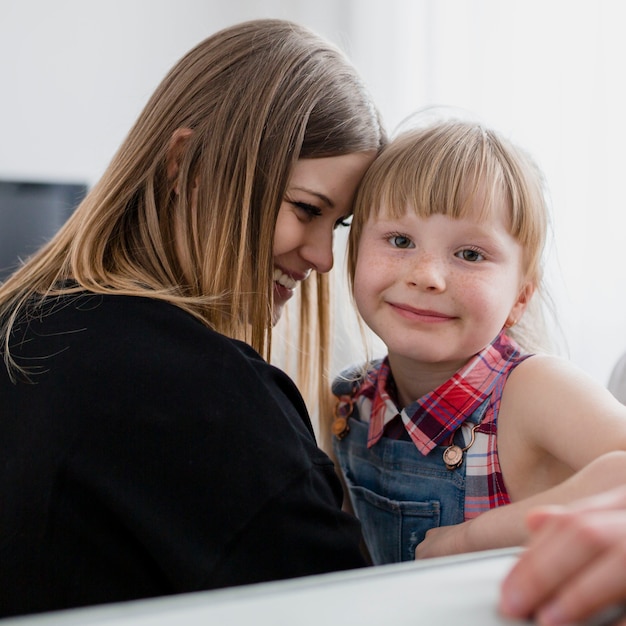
[330,120,626,565]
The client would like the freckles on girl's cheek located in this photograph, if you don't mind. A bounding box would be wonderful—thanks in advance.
[453,278,492,305]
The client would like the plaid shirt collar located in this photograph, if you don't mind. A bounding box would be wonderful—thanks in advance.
[358,331,522,454]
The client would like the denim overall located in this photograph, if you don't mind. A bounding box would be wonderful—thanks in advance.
[333,398,489,565]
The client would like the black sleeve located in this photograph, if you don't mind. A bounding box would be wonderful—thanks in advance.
[37,296,367,607]
[208,460,367,587]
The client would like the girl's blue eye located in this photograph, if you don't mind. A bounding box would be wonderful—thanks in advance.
[457,248,484,262]
[389,234,414,249]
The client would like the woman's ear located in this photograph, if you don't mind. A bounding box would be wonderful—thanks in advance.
[505,282,535,328]
[166,128,194,192]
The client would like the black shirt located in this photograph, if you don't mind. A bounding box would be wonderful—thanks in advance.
[0,293,366,617]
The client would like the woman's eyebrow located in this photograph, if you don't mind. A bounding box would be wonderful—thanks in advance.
[290,186,334,208]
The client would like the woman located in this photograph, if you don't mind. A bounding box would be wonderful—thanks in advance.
[0,19,385,617]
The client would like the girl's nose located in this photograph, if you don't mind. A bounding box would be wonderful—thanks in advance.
[408,254,446,291]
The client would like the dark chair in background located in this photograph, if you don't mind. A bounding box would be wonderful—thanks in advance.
[0,179,87,282]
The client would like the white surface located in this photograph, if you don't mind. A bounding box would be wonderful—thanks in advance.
[5,547,626,625]
[3,549,525,625]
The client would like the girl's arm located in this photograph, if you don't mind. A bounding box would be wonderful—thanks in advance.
[416,449,626,557]
[415,355,626,558]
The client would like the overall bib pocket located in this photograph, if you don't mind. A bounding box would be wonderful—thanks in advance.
[344,479,441,564]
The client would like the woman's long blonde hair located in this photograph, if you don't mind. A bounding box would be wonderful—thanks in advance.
[0,19,385,412]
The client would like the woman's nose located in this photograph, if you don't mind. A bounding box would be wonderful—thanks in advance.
[301,229,334,274]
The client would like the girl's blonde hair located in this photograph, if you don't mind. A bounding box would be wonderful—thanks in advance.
[0,19,385,412]
[348,119,550,354]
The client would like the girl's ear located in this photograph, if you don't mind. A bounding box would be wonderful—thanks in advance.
[505,282,535,328]
[166,128,194,192]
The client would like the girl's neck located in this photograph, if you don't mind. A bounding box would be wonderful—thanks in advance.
[387,353,469,410]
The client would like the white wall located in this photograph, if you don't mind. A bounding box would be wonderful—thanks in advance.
[0,0,351,185]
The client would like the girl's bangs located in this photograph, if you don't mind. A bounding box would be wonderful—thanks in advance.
[361,144,509,225]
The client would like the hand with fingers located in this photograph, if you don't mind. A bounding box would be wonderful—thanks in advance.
[499,486,626,625]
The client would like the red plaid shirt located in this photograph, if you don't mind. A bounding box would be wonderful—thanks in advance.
[335,331,530,519]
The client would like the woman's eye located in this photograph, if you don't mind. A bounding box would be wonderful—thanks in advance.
[334,215,352,229]
[388,234,414,249]
[292,201,322,219]
[457,248,484,262]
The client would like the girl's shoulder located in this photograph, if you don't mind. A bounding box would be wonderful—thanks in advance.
[505,353,612,399]
[501,353,626,457]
